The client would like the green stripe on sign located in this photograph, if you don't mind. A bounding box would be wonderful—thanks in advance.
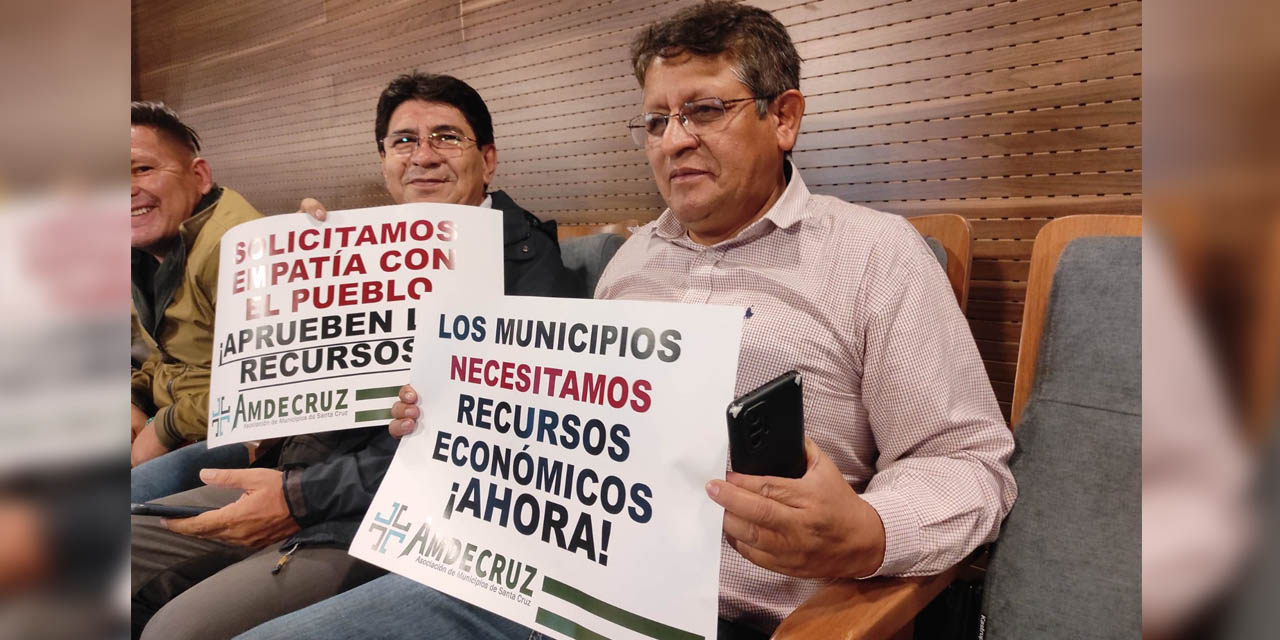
[353,408,393,422]
[355,386,401,401]
[541,576,702,640]
[535,608,610,640]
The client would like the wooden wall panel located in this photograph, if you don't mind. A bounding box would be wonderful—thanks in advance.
[132,0,1142,419]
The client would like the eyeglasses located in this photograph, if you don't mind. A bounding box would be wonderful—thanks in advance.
[382,130,478,157]
[626,96,772,146]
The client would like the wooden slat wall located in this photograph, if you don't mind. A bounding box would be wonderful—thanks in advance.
[133,0,1142,418]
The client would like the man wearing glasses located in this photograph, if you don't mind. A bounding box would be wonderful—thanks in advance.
[131,73,576,640]
[241,3,1015,639]
[600,2,1015,635]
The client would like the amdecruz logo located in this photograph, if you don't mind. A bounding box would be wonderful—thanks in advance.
[214,390,352,431]
[369,501,411,553]
[368,500,538,602]
[210,397,233,437]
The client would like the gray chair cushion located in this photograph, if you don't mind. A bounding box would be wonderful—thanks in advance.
[559,234,625,298]
[1032,237,1142,414]
[982,236,1141,639]
[924,235,947,270]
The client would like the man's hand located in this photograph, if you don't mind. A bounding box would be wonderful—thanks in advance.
[389,385,420,438]
[163,468,300,547]
[706,437,887,579]
[298,198,328,221]
[130,404,148,443]
[130,419,170,467]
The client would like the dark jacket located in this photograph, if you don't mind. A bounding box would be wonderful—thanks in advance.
[279,191,578,547]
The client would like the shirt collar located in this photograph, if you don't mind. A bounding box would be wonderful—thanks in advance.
[652,161,810,245]
[480,194,493,209]
[170,184,224,257]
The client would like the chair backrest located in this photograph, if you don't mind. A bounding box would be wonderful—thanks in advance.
[982,215,1141,639]
[556,220,642,240]
[906,214,973,311]
[559,233,625,298]
[1244,218,1280,442]
[1011,215,1142,427]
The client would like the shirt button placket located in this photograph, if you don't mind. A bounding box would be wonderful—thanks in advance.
[681,249,718,304]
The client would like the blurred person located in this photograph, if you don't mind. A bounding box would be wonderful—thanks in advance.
[1143,0,1280,634]
[130,72,576,640]
[0,463,126,637]
[240,4,1016,639]
[3,0,145,637]
[1141,233,1254,636]
[129,102,263,501]
[0,187,130,638]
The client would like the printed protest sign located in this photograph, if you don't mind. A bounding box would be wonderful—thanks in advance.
[207,204,503,447]
[351,295,744,640]
[1,192,120,471]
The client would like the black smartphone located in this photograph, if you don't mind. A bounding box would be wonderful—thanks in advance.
[130,503,216,518]
[726,370,807,478]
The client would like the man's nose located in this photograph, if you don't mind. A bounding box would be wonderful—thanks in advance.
[660,116,698,156]
[408,139,444,166]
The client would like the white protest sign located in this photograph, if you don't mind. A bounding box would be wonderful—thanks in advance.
[208,203,503,447]
[350,295,743,640]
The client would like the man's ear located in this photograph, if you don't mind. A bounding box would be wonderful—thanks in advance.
[191,157,213,195]
[772,89,805,153]
[481,144,497,187]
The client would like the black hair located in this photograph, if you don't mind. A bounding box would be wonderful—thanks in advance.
[130,101,202,154]
[374,72,494,152]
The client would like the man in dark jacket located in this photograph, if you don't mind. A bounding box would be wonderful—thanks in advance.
[130,72,578,640]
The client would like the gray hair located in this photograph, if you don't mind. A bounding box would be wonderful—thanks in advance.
[630,0,801,116]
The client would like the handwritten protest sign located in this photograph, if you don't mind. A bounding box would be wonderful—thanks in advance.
[351,295,743,640]
[207,204,503,447]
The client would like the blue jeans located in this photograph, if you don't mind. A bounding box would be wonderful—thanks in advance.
[236,574,767,640]
[131,441,250,503]
[235,573,543,640]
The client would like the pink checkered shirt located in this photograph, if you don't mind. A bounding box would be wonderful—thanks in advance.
[595,165,1016,631]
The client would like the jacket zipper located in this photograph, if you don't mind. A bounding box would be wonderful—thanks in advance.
[163,365,187,441]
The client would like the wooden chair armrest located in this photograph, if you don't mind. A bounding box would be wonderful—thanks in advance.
[770,564,960,640]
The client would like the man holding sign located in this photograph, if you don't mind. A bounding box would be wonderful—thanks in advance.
[131,73,577,640]
[240,3,1016,640]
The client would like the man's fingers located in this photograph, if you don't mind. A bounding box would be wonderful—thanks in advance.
[723,472,803,506]
[801,436,830,474]
[198,468,250,489]
[724,532,787,574]
[722,511,780,548]
[390,385,420,438]
[298,198,327,221]
[707,479,789,527]
[725,532,815,578]
[399,385,417,404]
[161,506,229,537]
[389,418,417,439]
[390,402,419,420]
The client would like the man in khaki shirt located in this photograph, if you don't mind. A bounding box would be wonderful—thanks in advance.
[130,101,263,493]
